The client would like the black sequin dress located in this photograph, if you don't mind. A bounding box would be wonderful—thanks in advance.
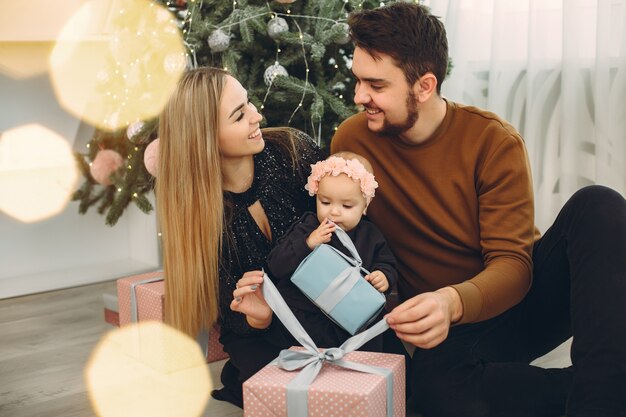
[213,129,324,407]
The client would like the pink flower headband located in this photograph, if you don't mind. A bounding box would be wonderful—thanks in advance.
[305,156,379,200]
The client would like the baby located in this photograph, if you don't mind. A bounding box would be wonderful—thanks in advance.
[266,152,397,349]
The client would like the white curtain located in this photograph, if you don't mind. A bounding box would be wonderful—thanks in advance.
[423,0,626,231]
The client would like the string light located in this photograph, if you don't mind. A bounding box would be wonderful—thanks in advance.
[286,17,309,125]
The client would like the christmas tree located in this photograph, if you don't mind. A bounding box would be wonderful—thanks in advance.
[73,0,421,225]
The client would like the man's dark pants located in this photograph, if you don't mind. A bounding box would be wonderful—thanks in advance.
[390,185,626,417]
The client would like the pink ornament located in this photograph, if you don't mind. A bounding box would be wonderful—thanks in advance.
[90,149,124,186]
[276,0,295,3]
[144,138,159,177]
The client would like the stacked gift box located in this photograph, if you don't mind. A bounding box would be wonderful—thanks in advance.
[102,291,119,327]
[115,270,228,363]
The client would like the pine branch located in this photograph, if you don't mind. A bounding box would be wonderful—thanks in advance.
[310,42,326,61]
[105,188,130,226]
[97,186,116,216]
[317,88,356,121]
[315,1,338,36]
[274,31,315,47]
[133,193,154,214]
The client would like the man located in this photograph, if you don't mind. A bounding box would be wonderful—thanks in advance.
[331,3,626,417]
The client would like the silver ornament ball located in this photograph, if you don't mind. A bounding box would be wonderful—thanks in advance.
[332,22,350,44]
[208,29,230,52]
[264,62,288,86]
[267,17,289,39]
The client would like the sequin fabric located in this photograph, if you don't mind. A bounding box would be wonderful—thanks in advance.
[219,129,324,336]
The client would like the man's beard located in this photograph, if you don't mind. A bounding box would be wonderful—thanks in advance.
[376,90,419,137]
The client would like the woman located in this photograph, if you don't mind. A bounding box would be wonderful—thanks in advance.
[156,67,324,406]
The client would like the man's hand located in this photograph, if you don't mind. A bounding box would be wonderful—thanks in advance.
[365,270,389,292]
[306,218,336,249]
[385,287,463,349]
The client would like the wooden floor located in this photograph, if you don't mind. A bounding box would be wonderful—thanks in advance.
[0,281,242,417]
[1,281,571,417]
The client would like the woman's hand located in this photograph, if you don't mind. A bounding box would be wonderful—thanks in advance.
[230,270,272,329]
[306,218,335,249]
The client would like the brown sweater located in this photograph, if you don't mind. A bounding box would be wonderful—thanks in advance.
[331,101,540,324]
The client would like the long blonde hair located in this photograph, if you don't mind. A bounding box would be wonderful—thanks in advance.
[156,67,229,337]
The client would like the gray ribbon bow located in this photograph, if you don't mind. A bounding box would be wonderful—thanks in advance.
[261,273,394,417]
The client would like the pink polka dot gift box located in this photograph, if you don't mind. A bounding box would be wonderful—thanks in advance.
[117,271,228,363]
[243,349,405,417]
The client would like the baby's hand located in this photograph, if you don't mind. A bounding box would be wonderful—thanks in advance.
[306,218,335,249]
[365,270,389,293]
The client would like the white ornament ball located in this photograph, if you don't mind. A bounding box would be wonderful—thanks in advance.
[263,62,288,86]
[275,0,296,3]
[90,149,124,186]
[332,22,350,44]
[267,17,289,39]
[208,29,230,52]
[126,121,144,141]
[144,138,160,177]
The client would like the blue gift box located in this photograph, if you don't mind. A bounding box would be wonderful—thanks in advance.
[290,240,386,335]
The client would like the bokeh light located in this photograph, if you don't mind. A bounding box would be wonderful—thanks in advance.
[0,43,54,80]
[0,1,83,79]
[49,0,186,131]
[85,321,211,417]
[0,124,79,223]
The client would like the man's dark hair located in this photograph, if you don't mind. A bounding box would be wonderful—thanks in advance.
[348,2,448,94]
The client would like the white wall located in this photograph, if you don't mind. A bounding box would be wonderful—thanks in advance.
[0,59,160,299]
